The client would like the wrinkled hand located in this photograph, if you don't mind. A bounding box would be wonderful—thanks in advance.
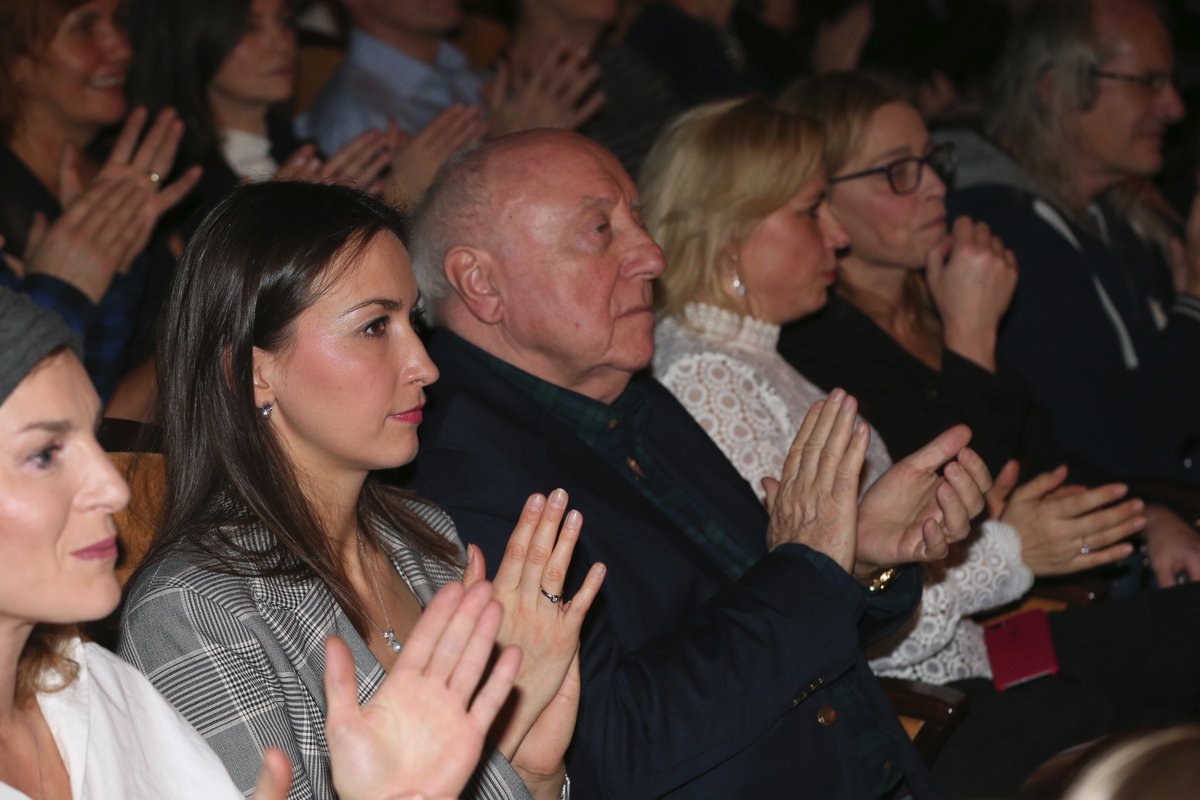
[486,45,605,136]
[856,425,990,576]
[24,176,154,302]
[926,215,1018,372]
[811,1,873,74]
[385,106,488,208]
[324,581,521,800]
[462,490,605,794]
[1000,466,1142,575]
[1144,504,1200,587]
[89,106,202,221]
[762,389,870,574]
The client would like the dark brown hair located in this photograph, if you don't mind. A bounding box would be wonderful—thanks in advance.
[143,181,457,638]
[0,0,88,140]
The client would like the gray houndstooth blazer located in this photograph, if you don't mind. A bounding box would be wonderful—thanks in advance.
[117,498,531,800]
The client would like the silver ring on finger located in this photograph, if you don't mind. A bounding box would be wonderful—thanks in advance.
[147,171,161,183]
[539,586,561,604]
[1080,541,1091,556]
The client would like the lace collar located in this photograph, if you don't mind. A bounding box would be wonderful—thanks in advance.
[680,302,780,352]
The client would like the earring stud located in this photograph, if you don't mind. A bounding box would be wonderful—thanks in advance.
[260,401,273,418]
[731,274,746,297]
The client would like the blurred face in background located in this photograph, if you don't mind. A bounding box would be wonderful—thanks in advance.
[11,0,132,141]
[208,0,297,126]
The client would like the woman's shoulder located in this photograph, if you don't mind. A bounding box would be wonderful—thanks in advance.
[121,530,269,614]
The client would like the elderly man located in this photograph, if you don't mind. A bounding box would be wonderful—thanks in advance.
[942,0,1199,489]
[407,129,990,798]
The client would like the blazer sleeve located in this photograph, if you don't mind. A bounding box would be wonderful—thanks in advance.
[118,577,313,799]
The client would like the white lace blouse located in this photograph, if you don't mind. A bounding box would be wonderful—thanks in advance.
[653,302,1034,682]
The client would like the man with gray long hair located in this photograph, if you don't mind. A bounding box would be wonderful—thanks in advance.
[940,0,1200,583]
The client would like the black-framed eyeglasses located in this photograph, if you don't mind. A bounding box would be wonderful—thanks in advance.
[828,142,957,195]
[1091,68,1174,94]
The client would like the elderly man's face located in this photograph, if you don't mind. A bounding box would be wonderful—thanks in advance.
[1073,2,1183,192]
[488,138,666,402]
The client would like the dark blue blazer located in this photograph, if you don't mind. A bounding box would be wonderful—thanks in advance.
[409,331,940,799]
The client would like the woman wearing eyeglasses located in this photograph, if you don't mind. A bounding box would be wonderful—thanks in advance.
[772,68,1200,795]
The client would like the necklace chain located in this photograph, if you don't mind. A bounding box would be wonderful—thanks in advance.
[357,532,403,653]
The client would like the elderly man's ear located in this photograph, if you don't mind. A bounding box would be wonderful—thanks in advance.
[444,246,505,324]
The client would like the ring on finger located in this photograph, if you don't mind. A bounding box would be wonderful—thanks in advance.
[1080,542,1091,556]
[539,586,561,604]
[147,171,161,183]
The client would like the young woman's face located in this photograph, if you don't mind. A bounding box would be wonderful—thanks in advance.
[252,231,439,484]
[826,102,948,271]
[0,351,128,631]
[13,0,132,139]
[208,0,296,119]
[730,171,849,325]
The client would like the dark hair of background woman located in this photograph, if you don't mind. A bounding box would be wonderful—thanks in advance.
[124,0,292,167]
[140,181,458,638]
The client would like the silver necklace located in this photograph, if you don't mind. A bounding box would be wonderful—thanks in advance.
[357,532,403,653]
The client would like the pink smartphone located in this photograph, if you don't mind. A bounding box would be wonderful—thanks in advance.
[984,609,1060,692]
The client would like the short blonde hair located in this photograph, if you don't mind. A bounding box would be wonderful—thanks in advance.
[640,95,825,319]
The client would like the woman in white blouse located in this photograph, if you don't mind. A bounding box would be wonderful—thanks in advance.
[641,94,1042,683]
[0,287,530,799]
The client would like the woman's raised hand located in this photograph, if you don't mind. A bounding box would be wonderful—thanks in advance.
[274,130,392,195]
[325,581,520,799]
[90,107,202,220]
[1000,466,1142,576]
[462,490,606,797]
[925,215,1018,372]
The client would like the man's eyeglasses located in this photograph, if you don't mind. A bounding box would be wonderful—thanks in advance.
[828,142,957,195]
[1091,68,1175,94]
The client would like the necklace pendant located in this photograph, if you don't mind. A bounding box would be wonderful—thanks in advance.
[382,627,403,653]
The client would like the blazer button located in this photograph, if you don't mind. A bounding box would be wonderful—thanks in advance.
[817,706,838,727]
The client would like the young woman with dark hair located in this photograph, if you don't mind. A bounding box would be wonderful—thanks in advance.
[118,181,601,800]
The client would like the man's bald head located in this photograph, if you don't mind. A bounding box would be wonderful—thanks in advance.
[410,129,665,402]
[410,129,622,320]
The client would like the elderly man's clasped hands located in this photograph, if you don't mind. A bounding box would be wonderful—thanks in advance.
[763,388,990,583]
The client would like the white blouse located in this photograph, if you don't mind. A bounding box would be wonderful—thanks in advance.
[653,302,1034,682]
[221,129,280,183]
[0,638,241,800]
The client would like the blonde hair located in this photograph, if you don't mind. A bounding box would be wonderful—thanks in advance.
[640,95,825,319]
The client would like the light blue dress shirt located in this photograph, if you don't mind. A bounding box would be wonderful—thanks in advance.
[298,29,484,154]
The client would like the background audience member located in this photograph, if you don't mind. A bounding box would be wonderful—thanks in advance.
[0,287,524,800]
[780,69,1200,592]
[119,182,600,800]
[506,0,680,176]
[126,0,395,221]
[301,0,601,157]
[941,0,1200,488]
[625,0,774,106]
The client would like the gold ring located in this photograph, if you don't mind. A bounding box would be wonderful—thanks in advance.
[147,172,161,183]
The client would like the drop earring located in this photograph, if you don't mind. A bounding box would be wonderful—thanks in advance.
[260,401,273,418]
[729,251,746,297]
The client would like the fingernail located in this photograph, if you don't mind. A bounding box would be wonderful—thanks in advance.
[593,563,607,578]
[529,493,545,511]
[466,544,475,565]
[550,488,567,507]
[566,509,581,527]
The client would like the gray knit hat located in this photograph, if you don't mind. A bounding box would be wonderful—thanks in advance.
[0,287,83,407]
